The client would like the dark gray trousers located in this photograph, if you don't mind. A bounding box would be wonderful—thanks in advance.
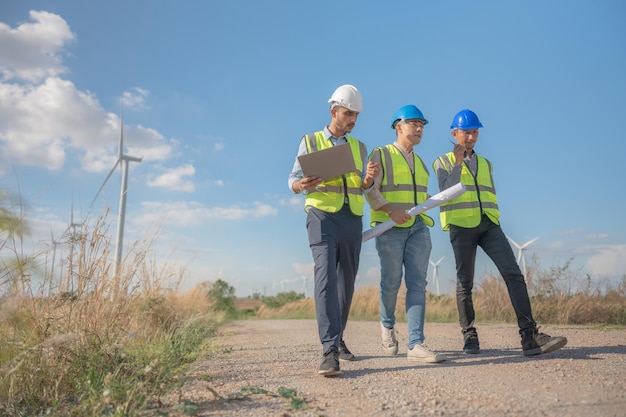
[306,205,362,354]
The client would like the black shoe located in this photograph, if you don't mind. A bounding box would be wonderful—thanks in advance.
[318,349,341,377]
[463,333,480,354]
[338,339,356,361]
[522,328,567,356]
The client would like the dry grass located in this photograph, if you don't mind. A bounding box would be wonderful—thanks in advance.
[0,212,222,416]
[254,269,626,326]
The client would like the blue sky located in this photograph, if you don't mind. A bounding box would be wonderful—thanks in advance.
[1,1,625,297]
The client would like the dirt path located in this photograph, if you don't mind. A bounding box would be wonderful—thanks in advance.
[162,320,625,416]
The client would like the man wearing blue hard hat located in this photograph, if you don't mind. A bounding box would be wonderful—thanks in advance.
[366,104,446,363]
[433,109,567,356]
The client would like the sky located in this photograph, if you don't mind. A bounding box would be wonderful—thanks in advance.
[1,1,625,298]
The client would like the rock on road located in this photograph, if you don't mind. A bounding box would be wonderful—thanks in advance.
[165,320,626,416]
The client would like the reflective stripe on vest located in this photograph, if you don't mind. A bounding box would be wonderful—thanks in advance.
[303,132,366,216]
[370,145,434,228]
[434,152,499,230]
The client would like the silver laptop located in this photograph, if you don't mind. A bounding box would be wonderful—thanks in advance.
[297,143,357,181]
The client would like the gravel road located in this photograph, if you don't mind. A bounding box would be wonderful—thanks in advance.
[163,319,625,416]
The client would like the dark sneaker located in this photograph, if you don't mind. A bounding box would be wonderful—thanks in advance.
[338,339,356,361]
[522,328,567,356]
[463,333,480,354]
[318,349,341,377]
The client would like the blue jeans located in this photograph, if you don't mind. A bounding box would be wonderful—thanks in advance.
[307,205,362,354]
[375,219,432,349]
[450,215,536,336]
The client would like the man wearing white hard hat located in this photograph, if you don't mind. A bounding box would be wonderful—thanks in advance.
[288,84,380,377]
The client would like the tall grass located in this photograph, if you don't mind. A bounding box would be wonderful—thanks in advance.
[257,259,626,326]
[0,212,223,416]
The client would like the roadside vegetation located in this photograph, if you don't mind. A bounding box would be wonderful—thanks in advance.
[256,255,626,326]
[1,189,624,416]
[0,194,237,416]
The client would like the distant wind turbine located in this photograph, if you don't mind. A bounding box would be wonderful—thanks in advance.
[429,256,444,296]
[90,99,143,267]
[301,275,309,298]
[48,228,62,296]
[506,235,539,278]
[61,197,85,293]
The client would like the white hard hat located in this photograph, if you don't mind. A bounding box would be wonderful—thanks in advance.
[328,84,363,112]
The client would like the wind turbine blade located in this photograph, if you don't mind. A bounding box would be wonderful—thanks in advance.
[506,234,521,249]
[520,237,539,249]
[118,101,124,160]
[70,196,74,225]
[90,159,121,208]
[436,256,444,265]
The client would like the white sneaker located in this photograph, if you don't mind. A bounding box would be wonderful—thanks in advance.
[407,343,446,363]
[381,323,398,355]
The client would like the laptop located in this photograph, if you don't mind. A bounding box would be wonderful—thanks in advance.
[297,143,357,181]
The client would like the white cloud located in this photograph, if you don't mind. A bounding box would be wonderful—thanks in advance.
[586,244,626,277]
[134,200,278,228]
[557,227,586,236]
[122,88,150,110]
[0,11,74,82]
[586,233,609,240]
[147,164,195,192]
[291,262,313,276]
[0,14,175,173]
[279,195,303,209]
[214,139,224,152]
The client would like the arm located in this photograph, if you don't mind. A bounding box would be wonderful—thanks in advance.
[288,137,322,194]
[365,148,410,224]
[434,159,463,192]
[365,149,385,208]
[361,144,380,192]
[434,143,465,191]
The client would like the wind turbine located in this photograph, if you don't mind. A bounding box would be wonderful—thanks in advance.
[429,256,444,296]
[48,228,62,296]
[300,275,310,298]
[61,198,85,293]
[506,235,539,278]
[90,100,143,268]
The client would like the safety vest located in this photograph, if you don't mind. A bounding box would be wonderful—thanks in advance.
[303,131,366,216]
[370,145,434,228]
[433,152,500,231]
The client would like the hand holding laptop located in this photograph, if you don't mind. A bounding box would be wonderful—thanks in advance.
[299,175,323,193]
[297,143,357,181]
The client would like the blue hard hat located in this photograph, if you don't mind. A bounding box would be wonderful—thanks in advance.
[450,109,483,130]
[391,105,429,129]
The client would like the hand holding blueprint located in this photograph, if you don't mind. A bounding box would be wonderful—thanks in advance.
[362,182,466,242]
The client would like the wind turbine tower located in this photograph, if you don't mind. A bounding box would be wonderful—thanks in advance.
[48,228,62,296]
[62,198,84,293]
[429,256,444,296]
[506,235,539,278]
[91,100,143,267]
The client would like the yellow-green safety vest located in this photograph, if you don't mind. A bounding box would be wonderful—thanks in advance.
[370,145,434,228]
[303,131,366,216]
[433,152,500,231]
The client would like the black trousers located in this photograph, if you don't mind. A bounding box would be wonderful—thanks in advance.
[450,215,536,335]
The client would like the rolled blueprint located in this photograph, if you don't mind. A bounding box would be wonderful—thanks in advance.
[362,182,466,242]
